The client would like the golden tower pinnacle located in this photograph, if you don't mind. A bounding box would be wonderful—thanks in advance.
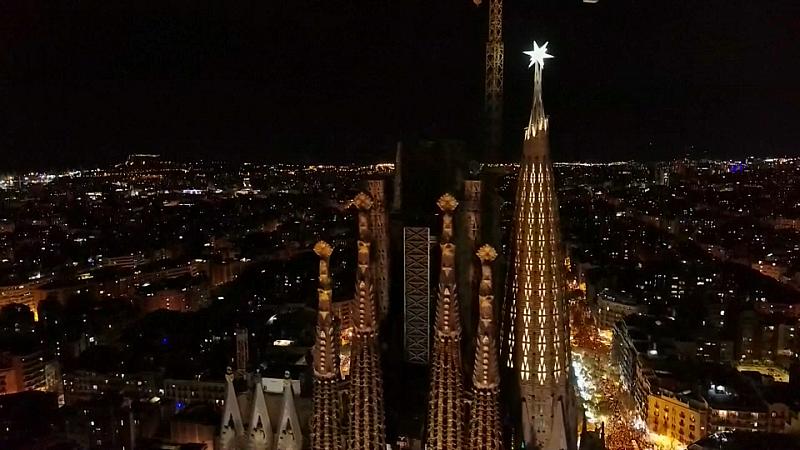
[311,240,342,450]
[425,193,465,450]
[348,193,387,450]
[469,244,502,450]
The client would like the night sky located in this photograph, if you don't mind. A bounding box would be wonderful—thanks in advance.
[2,0,799,169]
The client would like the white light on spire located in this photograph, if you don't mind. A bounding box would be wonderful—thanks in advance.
[524,41,553,69]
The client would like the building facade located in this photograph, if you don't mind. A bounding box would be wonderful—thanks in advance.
[594,289,647,329]
[648,392,709,445]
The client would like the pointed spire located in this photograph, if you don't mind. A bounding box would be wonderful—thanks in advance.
[347,192,387,449]
[219,367,245,450]
[353,192,378,334]
[523,42,553,142]
[472,245,500,390]
[504,39,577,450]
[275,372,303,450]
[313,240,337,379]
[425,193,465,450]
[247,377,273,450]
[311,240,343,450]
[469,245,502,450]
[433,193,461,337]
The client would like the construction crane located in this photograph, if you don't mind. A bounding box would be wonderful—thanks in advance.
[475,0,595,159]
[475,0,504,161]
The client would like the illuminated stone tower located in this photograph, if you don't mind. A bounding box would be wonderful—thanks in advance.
[348,193,387,450]
[485,0,504,160]
[366,179,390,318]
[424,193,465,450]
[469,245,502,450]
[310,241,343,450]
[502,42,576,450]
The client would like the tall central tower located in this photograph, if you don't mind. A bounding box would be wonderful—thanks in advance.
[484,0,504,161]
[502,42,576,450]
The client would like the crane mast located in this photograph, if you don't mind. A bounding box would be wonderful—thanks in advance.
[484,0,504,161]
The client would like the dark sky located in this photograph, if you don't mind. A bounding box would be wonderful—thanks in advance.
[2,0,799,169]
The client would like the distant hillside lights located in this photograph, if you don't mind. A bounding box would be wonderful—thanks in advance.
[0,173,57,189]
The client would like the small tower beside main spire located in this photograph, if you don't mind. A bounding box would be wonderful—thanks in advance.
[310,240,343,450]
[424,193,465,450]
[347,192,387,450]
[469,244,502,450]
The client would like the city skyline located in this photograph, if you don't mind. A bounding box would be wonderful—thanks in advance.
[2,2,800,450]
[1,147,800,449]
[2,1,800,170]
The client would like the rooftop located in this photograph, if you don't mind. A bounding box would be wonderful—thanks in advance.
[689,431,800,450]
[700,365,767,413]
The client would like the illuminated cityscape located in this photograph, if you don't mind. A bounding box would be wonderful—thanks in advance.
[2,1,800,450]
[4,152,800,449]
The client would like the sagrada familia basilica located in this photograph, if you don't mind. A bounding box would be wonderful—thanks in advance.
[217,42,591,450]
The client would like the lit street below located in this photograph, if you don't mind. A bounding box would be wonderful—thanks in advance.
[572,299,687,450]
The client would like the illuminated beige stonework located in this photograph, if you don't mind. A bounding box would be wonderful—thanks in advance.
[469,245,502,450]
[425,194,465,450]
[348,193,387,450]
[310,241,343,450]
[502,43,577,450]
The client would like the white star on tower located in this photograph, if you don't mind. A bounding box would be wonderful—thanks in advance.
[524,41,553,69]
